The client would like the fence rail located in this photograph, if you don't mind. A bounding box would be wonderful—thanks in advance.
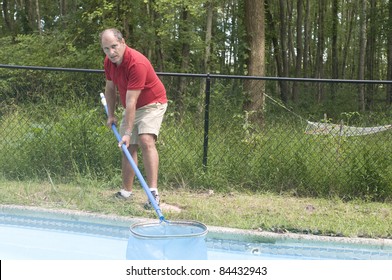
[1,65,391,201]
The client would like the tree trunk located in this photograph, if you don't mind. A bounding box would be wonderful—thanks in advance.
[278,0,289,102]
[286,0,294,74]
[177,8,190,114]
[204,1,213,74]
[292,0,303,102]
[316,0,325,103]
[341,2,355,79]
[198,1,214,115]
[2,0,9,30]
[358,0,367,112]
[35,0,41,34]
[331,0,338,99]
[243,0,265,126]
[265,0,288,103]
[28,0,35,31]
[365,0,377,109]
[153,5,164,72]
[387,0,392,105]
[303,0,310,76]
[2,0,13,34]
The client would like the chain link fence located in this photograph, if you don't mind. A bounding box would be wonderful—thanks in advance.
[1,65,392,201]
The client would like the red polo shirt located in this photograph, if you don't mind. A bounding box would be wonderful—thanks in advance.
[104,46,167,109]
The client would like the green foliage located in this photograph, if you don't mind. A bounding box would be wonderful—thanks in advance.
[1,1,392,207]
[0,32,102,69]
[1,93,392,202]
[1,0,392,82]
[0,101,119,182]
[344,145,392,202]
[2,68,392,202]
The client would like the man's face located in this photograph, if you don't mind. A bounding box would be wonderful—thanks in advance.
[101,32,126,65]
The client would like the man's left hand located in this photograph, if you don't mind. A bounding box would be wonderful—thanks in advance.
[119,134,131,148]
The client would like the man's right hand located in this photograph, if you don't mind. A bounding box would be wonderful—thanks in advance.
[107,116,117,128]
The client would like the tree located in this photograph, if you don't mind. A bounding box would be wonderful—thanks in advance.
[278,0,289,102]
[358,0,367,112]
[365,0,377,109]
[177,7,191,113]
[243,0,265,125]
[2,0,392,113]
[303,0,311,77]
[265,0,288,103]
[292,0,304,102]
[340,0,355,79]
[388,0,392,105]
[2,0,13,35]
[35,0,42,34]
[330,0,339,99]
[204,1,213,74]
[315,0,326,103]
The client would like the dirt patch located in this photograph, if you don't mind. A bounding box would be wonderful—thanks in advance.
[160,203,182,213]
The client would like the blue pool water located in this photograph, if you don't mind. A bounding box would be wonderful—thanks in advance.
[1,206,391,260]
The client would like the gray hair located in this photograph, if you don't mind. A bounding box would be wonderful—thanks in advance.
[99,28,124,42]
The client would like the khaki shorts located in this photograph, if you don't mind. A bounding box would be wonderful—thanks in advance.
[120,102,167,145]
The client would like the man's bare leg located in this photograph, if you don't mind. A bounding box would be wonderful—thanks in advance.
[122,144,138,192]
[139,134,159,189]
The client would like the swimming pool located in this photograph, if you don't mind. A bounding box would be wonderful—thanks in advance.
[1,205,391,260]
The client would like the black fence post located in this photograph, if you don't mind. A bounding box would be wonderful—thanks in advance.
[203,74,211,170]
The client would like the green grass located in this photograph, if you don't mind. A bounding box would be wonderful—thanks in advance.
[2,100,392,201]
[1,95,392,241]
[0,178,391,239]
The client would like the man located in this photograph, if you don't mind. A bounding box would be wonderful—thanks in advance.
[100,28,167,208]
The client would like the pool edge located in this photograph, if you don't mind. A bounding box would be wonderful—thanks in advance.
[1,204,391,247]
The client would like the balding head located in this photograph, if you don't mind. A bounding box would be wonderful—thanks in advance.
[100,28,126,65]
[100,28,124,45]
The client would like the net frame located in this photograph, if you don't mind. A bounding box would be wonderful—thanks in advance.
[130,220,208,239]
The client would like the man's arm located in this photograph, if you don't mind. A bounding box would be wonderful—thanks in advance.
[104,80,117,126]
[121,89,142,147]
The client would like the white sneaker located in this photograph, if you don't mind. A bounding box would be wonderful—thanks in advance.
[144,190,160,209]
[114,189,132,200]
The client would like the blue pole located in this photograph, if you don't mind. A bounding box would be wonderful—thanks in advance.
[100,93,165,222]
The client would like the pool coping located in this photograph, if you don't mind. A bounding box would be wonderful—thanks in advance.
[1,204,392,247]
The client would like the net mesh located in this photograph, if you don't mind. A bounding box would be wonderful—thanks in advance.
[305,121,392,137]
[126,221,208,260]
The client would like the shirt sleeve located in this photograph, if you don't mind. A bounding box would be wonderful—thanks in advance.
[104,57,112,81]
